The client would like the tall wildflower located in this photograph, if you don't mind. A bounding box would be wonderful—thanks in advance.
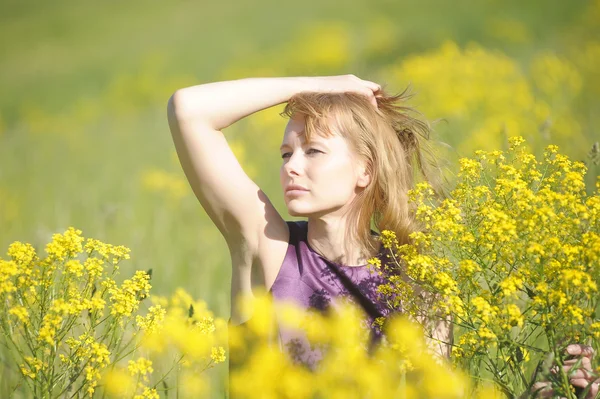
[0,228,226,398]
[373,137,600,397]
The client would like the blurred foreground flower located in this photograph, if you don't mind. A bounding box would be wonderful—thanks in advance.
[228,290,499,399]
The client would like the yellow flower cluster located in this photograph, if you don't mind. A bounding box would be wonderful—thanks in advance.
[1,228,224,398]
[102,358,159,399]
[107,270,152,319]
[84,237,131,267]
[3,241,38,293]
[45,227,85,261]
[135,305,166,333]
[128,357,154,382]
[19,356,44,380]
[139,290,227,367]
[373,137,600,396]
[385,41,590,157]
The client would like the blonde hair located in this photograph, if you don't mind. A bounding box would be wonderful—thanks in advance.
[280,85,443,258]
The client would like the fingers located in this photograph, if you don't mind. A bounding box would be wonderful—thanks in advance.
[347,74,380,90]
[332,74,382,108]
[363,80,381,93]
[570,378,593,388]
[569,379,600,398]
[361,86,379,109]
[564,357,592,367]
[531,382,554,398]
[567,367,595,380]
[564,356,592,371]
[566,344,595,359]
[590,380,600,398]
[370,96,378,109]
[534,379,600,399]
[365,83,383,109]
[563,355,596,381]
[564,356,598,398]
[348,74,381,92]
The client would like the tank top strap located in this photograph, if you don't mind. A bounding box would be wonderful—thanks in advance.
[285,220,307,245]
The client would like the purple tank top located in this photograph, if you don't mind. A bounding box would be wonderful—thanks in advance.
[269,220,392,368]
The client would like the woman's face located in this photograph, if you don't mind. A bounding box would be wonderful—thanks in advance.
[279,114,370,217]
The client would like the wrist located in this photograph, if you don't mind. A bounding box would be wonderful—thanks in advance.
[285,76,319,98]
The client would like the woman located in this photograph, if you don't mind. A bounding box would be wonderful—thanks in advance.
[166,74,449,363]
[166,75,597,394]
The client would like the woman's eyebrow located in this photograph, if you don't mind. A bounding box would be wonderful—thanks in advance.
[279,138,327,151]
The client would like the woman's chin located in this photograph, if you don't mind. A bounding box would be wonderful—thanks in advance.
[286,206,312,217]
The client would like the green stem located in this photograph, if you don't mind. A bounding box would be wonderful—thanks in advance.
[152,354,185,390]
[548,328,576,399]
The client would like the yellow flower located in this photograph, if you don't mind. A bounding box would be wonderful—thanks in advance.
[84,238,130,265]
[471,296,498,325]
[20,356,43,379]
[65,259,84,277]
[499,275,524,298]
[503,304,524,329]
[44,227,84,261]
[133,387,160,399]
[128,357,154,382]
[560,269,597,296]
[102,368,136,396]
[196,316,216,334]
[136,305,166,333]
[380,230,399,250]
[591,322,600,339]
[458,259,481,277]
[7,241,37,266]
[211,346,226,363]
[8,305,29,325]
[565,305,586,326]
[477,327,497,343]
[38,312,63,345]
[431,271,458,296]
[84,257,104,278]
[458,157,483,181]
[108,270,151,318]
[0,259,19,294]
[508,135,526,149]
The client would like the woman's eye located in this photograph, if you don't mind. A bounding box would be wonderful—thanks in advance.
[281,149,323,159]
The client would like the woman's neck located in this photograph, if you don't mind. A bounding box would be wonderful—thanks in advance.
[306,217,380,266]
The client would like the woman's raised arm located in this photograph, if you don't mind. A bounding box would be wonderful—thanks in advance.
[169,77,312,131]
[167,77,311,248]
[166,75,380,247]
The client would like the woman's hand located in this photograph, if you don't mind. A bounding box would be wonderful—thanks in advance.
[565,344,599,396]
[531,344,599,398]
[307,74,382,108]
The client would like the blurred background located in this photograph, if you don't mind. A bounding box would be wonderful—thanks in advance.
[0,0,598,394]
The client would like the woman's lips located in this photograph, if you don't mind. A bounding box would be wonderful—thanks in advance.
[285,189,309,197]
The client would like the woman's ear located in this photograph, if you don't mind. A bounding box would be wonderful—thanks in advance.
[356,161,371,188]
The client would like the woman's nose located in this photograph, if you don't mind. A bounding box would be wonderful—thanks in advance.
[284,153,303,176]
